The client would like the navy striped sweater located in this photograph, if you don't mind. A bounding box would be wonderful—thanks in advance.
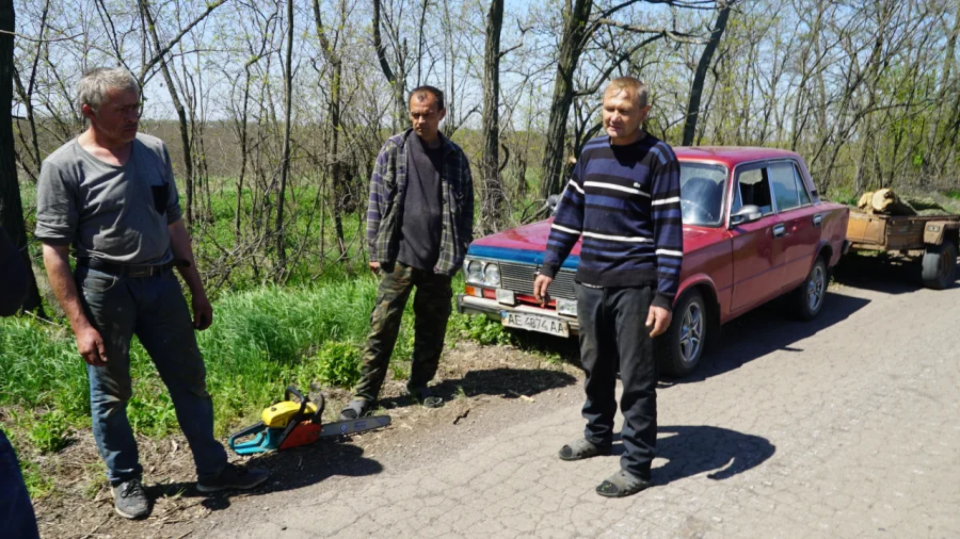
[542,134,683,310]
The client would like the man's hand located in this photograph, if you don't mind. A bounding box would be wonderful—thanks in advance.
[192,293,214,331]
[533,274,553,307]
[369,261,381,274]
[645,305,672,338]
[76,325,108,366]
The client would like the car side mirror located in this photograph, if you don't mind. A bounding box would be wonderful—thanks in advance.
[547,194,561,215]
[730,205,762,227]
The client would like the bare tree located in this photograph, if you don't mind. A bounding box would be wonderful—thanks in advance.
[682,0,732,146]
[479,0,507,234]
[313,0,348,255]
[275,0,296,274]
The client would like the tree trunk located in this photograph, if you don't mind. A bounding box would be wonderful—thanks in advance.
[0,0,43,314]
[682,0,731,147]
[480,0,506,234]
[312,0,347,256]
[373,0,407,127]
[539,0,593,200]
[139,0,195,226]
[276,0,295,275]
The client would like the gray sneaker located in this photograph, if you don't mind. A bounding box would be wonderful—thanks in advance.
[197,463,269,493]
[112,478,150,520]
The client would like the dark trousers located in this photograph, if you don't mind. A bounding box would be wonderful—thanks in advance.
[78,266,227,485]
[0,430,40,539]
[354,262,453,402]
[575,283,658,479]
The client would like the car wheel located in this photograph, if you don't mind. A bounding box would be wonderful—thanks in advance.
[658,290,707,378]
[792,257,828,321]
[921,241,958,290]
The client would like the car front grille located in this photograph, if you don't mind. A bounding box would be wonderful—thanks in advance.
[499,262,577,300]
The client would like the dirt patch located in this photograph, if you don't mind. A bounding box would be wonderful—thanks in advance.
[28,340,583,539]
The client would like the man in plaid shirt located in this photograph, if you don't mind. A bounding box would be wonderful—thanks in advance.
[340,86,474,420]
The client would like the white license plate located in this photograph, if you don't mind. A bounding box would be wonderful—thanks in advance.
[501,311,570,337]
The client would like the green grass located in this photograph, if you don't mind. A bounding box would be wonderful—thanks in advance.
[0,276,418,438]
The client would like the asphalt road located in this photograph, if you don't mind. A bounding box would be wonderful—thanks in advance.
[188,273,960,539]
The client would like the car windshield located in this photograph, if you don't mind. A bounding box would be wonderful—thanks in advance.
[680,163,727,227]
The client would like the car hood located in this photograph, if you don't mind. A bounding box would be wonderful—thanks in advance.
[467,218,721,268]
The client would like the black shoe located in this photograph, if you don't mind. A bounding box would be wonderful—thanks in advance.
[197,463,269,493]
[407,386,443,408]
[112,478,150,520]
[339,398,374,421]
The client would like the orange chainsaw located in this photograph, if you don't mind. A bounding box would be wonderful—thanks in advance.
[228,386,390,455]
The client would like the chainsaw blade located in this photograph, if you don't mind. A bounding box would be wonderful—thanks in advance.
[320,415,391,438]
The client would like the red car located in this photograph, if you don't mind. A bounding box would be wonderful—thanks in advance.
[456,147,850,377]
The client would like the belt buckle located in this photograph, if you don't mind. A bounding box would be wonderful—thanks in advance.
[128,266,152,278]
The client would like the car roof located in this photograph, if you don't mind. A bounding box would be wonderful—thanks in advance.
[674,146,802,167]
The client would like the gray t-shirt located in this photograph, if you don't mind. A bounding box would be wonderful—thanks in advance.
[35,133,182,265]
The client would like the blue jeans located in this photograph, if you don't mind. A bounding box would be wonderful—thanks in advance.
[0,429,40,539]
[78,266,227,485]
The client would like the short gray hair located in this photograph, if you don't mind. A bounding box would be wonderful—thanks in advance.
[77,67,140,113]
[606,76,649,108]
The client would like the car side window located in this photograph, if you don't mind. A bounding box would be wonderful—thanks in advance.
[794,164,811,206]
[769,162,801,212]
[735,168,774,215]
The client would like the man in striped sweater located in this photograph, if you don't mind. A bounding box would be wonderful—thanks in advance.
[533,77,683,497]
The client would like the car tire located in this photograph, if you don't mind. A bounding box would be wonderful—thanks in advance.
[792,256,828,321]
[921,241,958,290]
[657,290,707,378]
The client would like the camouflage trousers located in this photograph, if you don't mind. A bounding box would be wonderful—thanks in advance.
[353,262,453,402]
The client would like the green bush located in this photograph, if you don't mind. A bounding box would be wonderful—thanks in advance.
[29,410,70,454]
[313,341,363,388]
[447,312,513,346]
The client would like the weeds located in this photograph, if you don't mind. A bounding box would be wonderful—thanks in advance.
[312,341,363,388]
[447,312,513,346]
[28,410,70,454]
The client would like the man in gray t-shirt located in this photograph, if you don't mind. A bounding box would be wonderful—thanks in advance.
[36,131,182,265]
[36,68,267,520]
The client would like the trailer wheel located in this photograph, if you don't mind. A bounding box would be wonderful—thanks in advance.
[921,241,958,290]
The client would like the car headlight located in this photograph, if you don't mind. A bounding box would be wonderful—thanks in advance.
[483,263,501,287]
[465,259,484,284]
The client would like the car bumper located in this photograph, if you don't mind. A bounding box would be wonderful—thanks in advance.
[455,294,581,335]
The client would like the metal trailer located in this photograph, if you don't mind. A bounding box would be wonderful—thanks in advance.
[845,210,960,289]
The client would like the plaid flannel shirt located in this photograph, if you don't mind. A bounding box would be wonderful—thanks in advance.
[366,129,474,276]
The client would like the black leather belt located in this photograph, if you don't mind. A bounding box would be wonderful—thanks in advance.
[77,257,177,278]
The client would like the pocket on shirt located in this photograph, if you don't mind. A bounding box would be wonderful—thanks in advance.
[151,184,169,215]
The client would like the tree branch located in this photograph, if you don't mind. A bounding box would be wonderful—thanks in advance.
[139,0,229,80]
[597,19,707,44]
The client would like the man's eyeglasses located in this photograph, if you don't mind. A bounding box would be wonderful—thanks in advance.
[112,103,143,118]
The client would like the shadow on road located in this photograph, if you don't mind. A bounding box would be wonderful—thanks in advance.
[833,253,959,294]
[379,367,578,409]
[665,291,871,385]
[612,425,775,485]
[145,441,383,511]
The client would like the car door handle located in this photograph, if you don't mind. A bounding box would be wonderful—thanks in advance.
[773,224,786,238]
[813,214,823,227]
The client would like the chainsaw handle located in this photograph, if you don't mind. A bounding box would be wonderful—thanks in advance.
[310,392,325,424]
[228,421,266,453]
[284,386,308,418]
